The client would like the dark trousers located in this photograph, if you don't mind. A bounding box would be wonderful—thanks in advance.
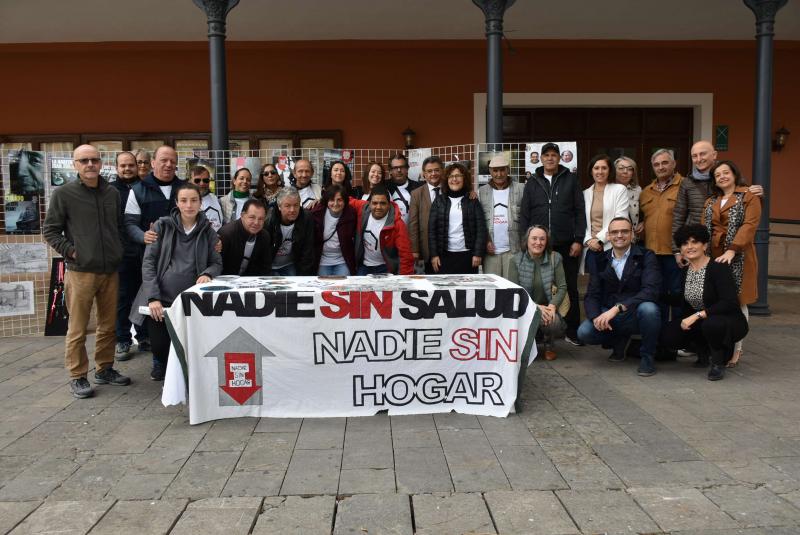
[146,316,172,367]
[357,263,388,275]
[440,251,478,274]
[657,254,684,323]
[553,243,581,335]
[116,255,147,344]
[660,314,748,366]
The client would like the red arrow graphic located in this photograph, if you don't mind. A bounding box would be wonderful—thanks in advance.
[220,352,261,405]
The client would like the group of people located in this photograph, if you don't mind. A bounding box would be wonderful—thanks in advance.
[42,139,762,399]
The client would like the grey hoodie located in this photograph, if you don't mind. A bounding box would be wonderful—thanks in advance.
[129,208,222,326]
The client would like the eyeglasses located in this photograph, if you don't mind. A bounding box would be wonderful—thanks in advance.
[448,173,465,179]
[192,178,211,184]
[74,158,102,165]
[136,160,150,165]
[390,165,408,171]
[616,166,634,172]
[608,229,632,236]
[262,170,278,176]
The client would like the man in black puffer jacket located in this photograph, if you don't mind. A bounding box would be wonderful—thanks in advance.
[520,143,586,343]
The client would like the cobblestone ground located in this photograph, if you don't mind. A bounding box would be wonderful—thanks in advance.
[1,288,799,534]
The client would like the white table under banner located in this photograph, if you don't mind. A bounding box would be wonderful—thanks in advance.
[161,274,538,424]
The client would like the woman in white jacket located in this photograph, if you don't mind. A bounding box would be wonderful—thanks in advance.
[582,154,629,274]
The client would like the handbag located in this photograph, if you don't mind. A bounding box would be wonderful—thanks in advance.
[550,252,571,318]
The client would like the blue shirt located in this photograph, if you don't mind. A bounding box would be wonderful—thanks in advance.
[611,247,631,280]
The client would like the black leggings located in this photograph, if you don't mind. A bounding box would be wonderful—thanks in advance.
[146,317,172,366]
[660,314,748,366]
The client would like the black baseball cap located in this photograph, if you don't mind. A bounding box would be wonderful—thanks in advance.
[541,143,560,155]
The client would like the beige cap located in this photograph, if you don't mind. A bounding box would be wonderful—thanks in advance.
[488,154,509,168]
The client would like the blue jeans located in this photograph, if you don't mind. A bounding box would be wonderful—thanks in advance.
[357,264,388,276]
[578,301,661,368]
[658,254,683,323]
[271,264,297,276]
[318,263,351,276]
[115,255,146,344]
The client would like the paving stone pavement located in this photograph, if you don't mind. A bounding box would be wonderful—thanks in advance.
[0,288,799,533]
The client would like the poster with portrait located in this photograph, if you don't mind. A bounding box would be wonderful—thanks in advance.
[6,150,45,197]
[477,149,513,185]
[525,141,579,178]
[406,148,431,182]
[272,153,295,185]
[49,157,78,187]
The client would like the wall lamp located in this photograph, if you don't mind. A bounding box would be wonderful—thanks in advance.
[773,127,790,152]
[402,127,416,150]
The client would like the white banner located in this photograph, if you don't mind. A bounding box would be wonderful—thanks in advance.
[162,275,537,424]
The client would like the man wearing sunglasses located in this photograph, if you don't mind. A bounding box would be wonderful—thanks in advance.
[43,144,131,399]
[189,165,223,232]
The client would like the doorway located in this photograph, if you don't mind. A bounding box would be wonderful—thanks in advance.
[502,107,694,188]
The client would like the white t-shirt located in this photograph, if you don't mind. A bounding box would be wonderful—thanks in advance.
[201,194,223,231]
[234,197,247,220]
[124,184,173,216]
[320,210,345,266]
[239,235,257,275]
[392,182,412,223]
[491,188,510,254]
[298,186,317,209]
[272,223,294,269]
[447,196,467,252]
[363,214,388,266]
[543,173,553,185]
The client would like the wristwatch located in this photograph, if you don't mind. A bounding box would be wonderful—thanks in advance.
[695,311,704,319]
[616,304,625,313]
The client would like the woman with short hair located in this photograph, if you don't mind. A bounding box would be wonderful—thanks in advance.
[614,156,643,238]
[660,224,748,381]
[508,225,567,361]
[311,183,357,276]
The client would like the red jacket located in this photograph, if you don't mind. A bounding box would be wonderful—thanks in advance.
[353,199,414,275]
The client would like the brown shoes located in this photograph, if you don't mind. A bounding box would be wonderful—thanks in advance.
[544,350,557,361]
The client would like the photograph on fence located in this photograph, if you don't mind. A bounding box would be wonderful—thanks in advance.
[0,281,35,317]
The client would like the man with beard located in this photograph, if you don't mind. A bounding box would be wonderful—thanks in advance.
[111,152,148,360]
